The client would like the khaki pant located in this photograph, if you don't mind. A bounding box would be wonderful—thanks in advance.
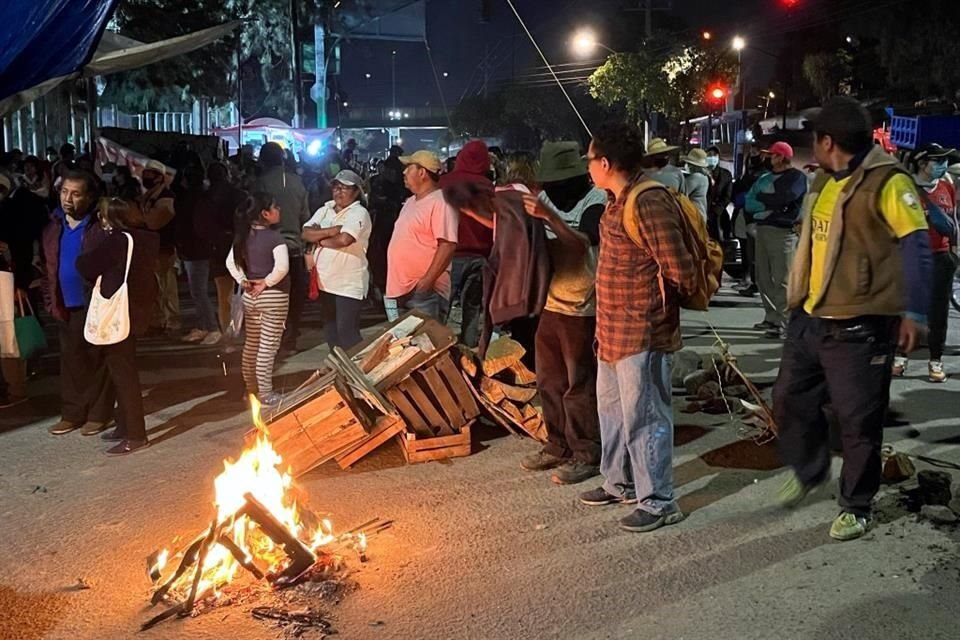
[153,251,180,331]
[755,225,798,327]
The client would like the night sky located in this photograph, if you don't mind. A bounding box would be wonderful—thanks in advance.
[333,0,793,112]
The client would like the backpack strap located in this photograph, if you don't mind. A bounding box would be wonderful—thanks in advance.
[622,180,672,313]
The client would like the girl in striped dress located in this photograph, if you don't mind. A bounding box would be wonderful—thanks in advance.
[226,192,290,406]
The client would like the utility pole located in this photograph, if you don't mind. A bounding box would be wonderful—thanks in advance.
[644,0,652,38]
[391,50,397,112]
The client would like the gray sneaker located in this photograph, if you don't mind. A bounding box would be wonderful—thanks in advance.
[551,462,600,485]
[521,450,568,472]
[619,505,686,532]
[578,487,638,506]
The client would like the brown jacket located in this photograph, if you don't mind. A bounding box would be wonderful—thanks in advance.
[787,146,904,317]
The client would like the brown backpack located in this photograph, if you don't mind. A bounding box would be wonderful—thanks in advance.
[624,181,724,311]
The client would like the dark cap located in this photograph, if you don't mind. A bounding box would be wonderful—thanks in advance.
[913,143,955,163]
[808,97,873,153]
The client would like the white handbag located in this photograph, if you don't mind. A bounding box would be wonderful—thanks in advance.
[84,232,134,345]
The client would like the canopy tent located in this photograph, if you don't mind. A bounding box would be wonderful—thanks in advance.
[0,0,240,116]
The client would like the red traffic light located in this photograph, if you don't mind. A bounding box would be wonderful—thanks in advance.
[709,85,727,101]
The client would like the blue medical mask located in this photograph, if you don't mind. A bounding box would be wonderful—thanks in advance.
[930,161,948,180]
[705,156,720,169]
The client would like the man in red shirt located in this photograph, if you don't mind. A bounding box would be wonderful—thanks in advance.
[893,143,958,382]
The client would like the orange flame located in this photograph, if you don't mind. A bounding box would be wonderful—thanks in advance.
[156,395,346,599]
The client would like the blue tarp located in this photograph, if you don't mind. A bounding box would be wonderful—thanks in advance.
[0,0,118,104]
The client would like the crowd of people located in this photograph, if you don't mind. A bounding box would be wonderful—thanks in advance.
[0,96,956,540]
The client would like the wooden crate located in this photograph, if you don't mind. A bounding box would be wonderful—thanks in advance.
[386,351,481,437]
[396,422,473,464]
[334,414,406,469]
[257,376,373,477]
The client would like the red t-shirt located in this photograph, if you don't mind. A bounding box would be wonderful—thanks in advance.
[922,178,956,253]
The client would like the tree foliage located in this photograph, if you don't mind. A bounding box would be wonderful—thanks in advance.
[588,38,737,126]
[802,50,852,102]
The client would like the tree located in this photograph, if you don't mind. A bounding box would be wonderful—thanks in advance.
[588,38,736,131]
[802,50,851,101]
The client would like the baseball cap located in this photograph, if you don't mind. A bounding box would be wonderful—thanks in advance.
[913,143,955,163]
[331,169,365,192]
[399,150,442,173]
[761,141,794,159]
[143,159,168,174]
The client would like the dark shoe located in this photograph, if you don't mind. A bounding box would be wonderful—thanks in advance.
[619,505,686,532]
[100,428,125,442]
[551,462,600,485]
[49,420,81,435]
[753,320,776,330]
[764,326,786,339]
[81,420,114,436]
[579,487,638,506]
[737,284,758,297]
[106,439,150,456]
[521,450,568,472]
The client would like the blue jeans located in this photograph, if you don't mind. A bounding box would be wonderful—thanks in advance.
[597,351,675,515]
[183,259,218,332]
[384,290,448,322]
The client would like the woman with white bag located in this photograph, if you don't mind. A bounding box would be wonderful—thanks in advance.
[76,198,159,455]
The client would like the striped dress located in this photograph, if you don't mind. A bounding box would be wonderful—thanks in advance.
[225,226,290,398]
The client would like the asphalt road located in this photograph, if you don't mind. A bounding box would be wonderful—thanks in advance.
[1,286,958,640]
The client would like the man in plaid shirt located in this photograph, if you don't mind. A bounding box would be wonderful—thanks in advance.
[578,123,698,533]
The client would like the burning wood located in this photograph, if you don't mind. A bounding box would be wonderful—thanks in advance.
[142,398,390,631]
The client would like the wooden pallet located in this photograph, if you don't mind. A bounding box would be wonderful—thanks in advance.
[334,414,406,469]
[397,422,473,464]
[385,351,481,437]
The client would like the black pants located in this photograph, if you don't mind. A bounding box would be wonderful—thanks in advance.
[508,315,540,372]
[535,311,601,465]
[319,291,363,351]
[929,251,957,361]
[282,253,308,350]
[774,311,898,517]
[58,309,114,425]
[707,207,731,242]
[99,336,146,442]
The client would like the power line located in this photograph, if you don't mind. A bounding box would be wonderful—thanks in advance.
[504,0,591,135]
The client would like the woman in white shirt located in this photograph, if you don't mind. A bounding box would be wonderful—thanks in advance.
[302,169,372,350]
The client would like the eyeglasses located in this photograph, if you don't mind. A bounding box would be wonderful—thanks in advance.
[331,183,357,192]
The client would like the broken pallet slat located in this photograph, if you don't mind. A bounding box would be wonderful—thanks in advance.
[399,376,448,435]
[396,422,473,464]
[416,366,463,432]
[386,387,433,437]
[436,355,480,419]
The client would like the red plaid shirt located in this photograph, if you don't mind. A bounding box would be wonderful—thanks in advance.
[596,182,697,362]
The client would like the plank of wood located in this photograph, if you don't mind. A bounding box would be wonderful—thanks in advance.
[436,355,480,420]
[386,388,433,437]
[328,347,394,416]
[482,337,525,377]
[397,424,472,463]
[466,372,522,437]
[457,345,479,379]
[399,377,446,435]
[486,377,537,404]
[356,333,393,373]
[400,427,471,452]
[479,377,507,404]
[366,346,421,386]
[335,416,406,469]
[499,399,525,424]
[417,366,463,432]
[500,360,537,386]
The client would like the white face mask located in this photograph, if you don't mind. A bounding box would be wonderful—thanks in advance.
[706,156,720,169]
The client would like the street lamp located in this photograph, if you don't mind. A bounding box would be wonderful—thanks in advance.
[571,29,616,57]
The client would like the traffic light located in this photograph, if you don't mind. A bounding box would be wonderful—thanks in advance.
[708,84,727,103]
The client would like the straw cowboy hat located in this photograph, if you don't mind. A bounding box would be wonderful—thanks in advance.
[682,148,709,168]
[645,138,679,156]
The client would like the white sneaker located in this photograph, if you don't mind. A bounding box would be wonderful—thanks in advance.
[929,360,947,383]
[200,330,222,346]
[892,356,907,377]
[181,328,208,343]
